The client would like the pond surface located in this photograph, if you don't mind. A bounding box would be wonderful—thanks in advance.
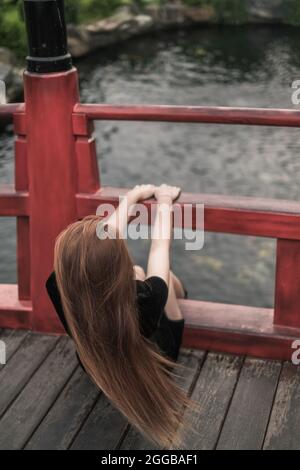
[1,25,300,307]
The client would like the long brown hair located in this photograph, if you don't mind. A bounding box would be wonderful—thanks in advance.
[54,215,199,448]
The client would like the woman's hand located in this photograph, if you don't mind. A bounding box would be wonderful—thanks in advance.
[154,184,181,203]
[129,184,156,202]
[106,184,155,237]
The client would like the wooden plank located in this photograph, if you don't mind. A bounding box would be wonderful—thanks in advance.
[0,336,77,450]
[264,362,300,450]
[178,352,243,450]
[0,329,29,363]
[70,394,128,450]
[120,349,205,450]
[72,348,204,451]
[76,187,300,240]
[0,332,58,417]
[25,367,99,450]
[216,357,282,450]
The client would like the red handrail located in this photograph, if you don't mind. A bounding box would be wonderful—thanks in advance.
[0,103,24,119]
[74,103,300,127]
[0,70,300,360]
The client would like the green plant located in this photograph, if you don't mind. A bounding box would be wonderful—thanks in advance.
[286,0,300,26]
[0,0,122,57]
[64,0,80,24]
[77,0,124,23]
[0,1,26,58]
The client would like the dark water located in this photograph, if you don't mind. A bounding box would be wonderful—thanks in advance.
[2,25,300,307]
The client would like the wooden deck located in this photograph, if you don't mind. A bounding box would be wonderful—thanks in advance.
[0,328,300,450]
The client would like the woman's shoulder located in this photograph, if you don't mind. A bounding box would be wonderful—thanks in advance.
[136,276,168,302]
[136,276,169,327]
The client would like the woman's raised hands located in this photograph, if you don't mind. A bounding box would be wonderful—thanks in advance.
[128,183,181,204]
[130,184,156,201]
[154,184,181,203]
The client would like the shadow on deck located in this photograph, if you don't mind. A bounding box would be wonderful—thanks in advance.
[0,328,299,450]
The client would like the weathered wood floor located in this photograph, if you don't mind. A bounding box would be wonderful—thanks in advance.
[0,328,299,450]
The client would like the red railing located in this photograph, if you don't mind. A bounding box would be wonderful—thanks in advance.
[1,68,300,360]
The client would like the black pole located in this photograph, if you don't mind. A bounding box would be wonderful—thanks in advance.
[23,0,72,73]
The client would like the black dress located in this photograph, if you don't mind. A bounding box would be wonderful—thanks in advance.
[45,272,185,371]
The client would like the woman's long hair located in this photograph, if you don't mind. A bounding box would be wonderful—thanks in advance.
[53,215,199,448]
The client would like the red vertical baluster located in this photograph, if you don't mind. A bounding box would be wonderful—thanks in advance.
[73,114,100,193]
[14,111,31,301]
[274,238,300,329]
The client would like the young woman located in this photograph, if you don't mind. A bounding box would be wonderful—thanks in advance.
[46,183,198,449]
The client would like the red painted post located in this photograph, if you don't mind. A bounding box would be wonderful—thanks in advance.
[24,70,79,332]
[23,0,78,332]
[274,239,300,329]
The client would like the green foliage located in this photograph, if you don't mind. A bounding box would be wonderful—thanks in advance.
[217,0,248,24]
[0,1,26,58]
[64,0,80,24]
[182,0,248,24]
[1,0,300,60]
[77,0,125,23]
[286,0,300,26]
[0,0,126,58]
[181,0,202,5]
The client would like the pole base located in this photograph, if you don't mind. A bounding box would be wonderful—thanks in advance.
[26,54,73,74]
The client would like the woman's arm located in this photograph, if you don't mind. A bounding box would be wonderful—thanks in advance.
[105,184,155,236]
[146,184,181,285]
